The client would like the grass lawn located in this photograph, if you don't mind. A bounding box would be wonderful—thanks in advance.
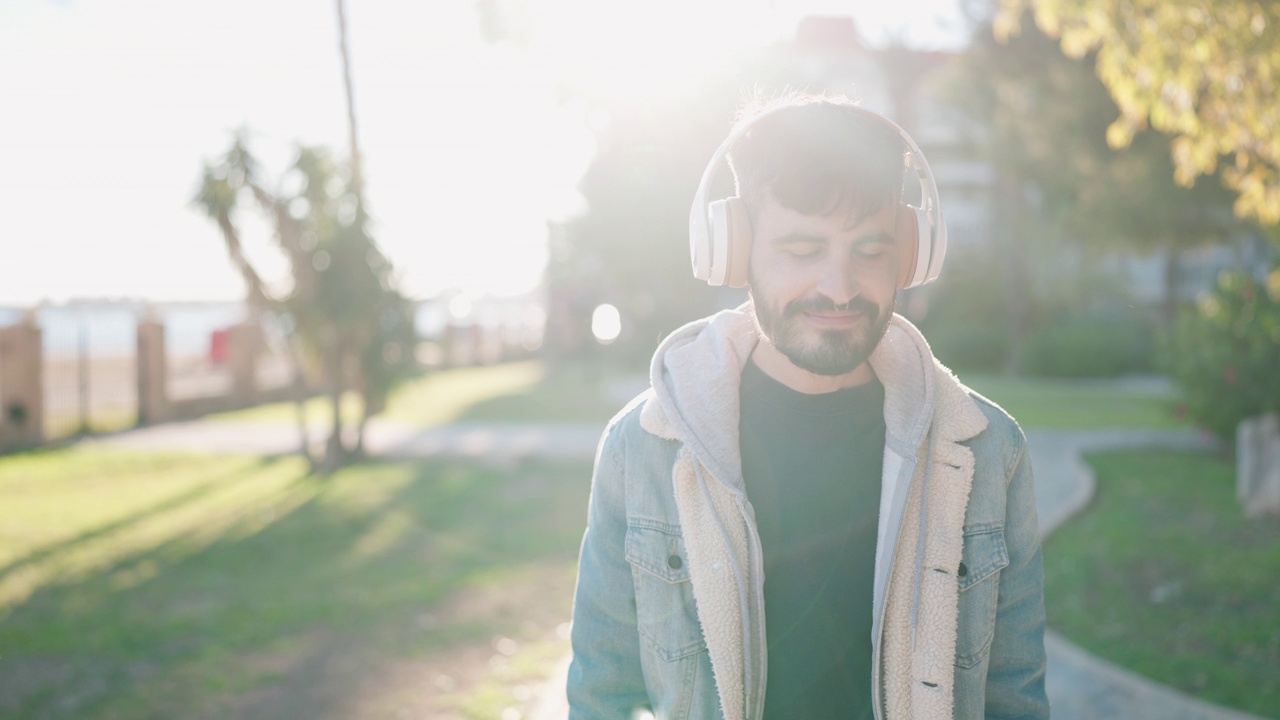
[204,360,1181,433]
[963,374,1185,429]
[207,360,625,429]
[0,446,594,719]
[1044,450,1280,716]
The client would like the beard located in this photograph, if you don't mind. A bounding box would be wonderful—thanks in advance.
[750,288,894,377]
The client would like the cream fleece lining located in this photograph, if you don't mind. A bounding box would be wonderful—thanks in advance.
[640,308,988,720]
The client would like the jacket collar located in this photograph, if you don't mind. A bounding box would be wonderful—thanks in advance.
[640,305,988,457]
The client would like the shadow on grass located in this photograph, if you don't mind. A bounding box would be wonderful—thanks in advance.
[0,455,592,720]
[0,455,284,591]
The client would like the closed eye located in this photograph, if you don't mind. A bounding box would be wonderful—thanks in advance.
[853,232,895,259]
[787,247,823,260]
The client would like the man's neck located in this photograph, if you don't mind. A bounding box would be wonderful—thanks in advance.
[749,339,874,394]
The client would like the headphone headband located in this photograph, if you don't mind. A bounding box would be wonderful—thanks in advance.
[689,102,947,289]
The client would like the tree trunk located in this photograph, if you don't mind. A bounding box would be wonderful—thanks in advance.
[334,0,364,197]
[997,171,1032,374]
[322,330,347,471]
[291,351,315,470]
[1162,248,1181,325]
[353,380,374,458]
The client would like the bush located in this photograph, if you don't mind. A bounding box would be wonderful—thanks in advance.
[915,249,1017,373]
[926,321,1014,373]
[1019,312,1155,378]
[1161,267,1280,439]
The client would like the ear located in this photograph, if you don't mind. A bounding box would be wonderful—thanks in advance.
[895,203,920,289]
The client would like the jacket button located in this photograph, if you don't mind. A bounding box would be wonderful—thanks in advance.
[667,554,683,570]
[958,561,968,577]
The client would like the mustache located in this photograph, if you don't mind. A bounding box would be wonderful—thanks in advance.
[784,295,879,317]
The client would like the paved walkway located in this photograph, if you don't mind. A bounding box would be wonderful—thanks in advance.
[93,420,1266,719]
[92,418,604,464]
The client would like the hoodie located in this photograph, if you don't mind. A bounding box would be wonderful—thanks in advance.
[568,304,1049,720]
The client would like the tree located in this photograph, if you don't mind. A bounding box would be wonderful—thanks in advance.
[995,0,1280,225]
[194,136,416,471]
[546,32,906,367]
[947,13,1240,324]
[334,0,364,198]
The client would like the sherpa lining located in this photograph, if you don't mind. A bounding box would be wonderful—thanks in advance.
[640,306,989,720]
[882,369,985,718]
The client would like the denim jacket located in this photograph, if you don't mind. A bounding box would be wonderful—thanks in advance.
[568,308,1048,720]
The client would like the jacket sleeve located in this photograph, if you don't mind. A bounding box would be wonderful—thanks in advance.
[566,425,650,718]
[985,438,1051,719]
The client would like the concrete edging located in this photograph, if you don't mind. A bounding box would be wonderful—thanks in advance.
[1033,428,1271,720]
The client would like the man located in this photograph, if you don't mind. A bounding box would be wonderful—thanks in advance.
[566,96,1049,720]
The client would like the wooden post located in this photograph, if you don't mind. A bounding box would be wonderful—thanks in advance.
[0,313,44,450]
[228,321,259,405]
[136,314,168,425]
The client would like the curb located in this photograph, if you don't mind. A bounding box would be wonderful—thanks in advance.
[1030,428,1271,720]
[1045,630,1269,720]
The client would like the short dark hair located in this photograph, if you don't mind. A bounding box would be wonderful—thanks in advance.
[727,95,907,225]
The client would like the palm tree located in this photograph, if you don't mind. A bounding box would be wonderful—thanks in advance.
[193,138,414,472]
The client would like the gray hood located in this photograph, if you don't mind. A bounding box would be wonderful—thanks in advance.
[639,302,991,720]
[645,302,950,477]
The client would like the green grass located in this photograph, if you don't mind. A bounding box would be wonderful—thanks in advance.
[206,360,623,428]
[43,408,140,440]
[1044,450,1280,716]
[0,447,593,719]
[204,361,1182,432]
[963,375,1185,429]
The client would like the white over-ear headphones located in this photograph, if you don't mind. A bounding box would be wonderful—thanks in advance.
[688,103,948,290]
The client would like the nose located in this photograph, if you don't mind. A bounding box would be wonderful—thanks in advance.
[814,255,860,307]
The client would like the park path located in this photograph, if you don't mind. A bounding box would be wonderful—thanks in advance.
[91,417,604,463]
[92,418,1267,720]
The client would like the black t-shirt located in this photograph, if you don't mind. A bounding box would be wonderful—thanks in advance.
[739,359,886,720]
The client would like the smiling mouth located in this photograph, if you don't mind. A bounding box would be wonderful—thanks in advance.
[802,310,864,328]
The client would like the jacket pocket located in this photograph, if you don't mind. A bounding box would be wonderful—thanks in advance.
[625,522,706,661]
[954,522,1009,668]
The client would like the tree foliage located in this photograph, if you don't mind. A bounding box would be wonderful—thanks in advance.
[948,13,1239,305]
[1162,265,1280,438]
[549,40,900,366]
[996,0,1280,225]
[194,135,416,470]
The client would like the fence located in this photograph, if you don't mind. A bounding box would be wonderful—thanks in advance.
[0,317,42,449]
[0,303,302,452]
[149,313,298,420]
[0,299,543,453]
[39,305,138,439]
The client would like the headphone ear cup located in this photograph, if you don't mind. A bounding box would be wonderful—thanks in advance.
[707,199,731,286]
[691,204,713,282]
[724,197,752,289]
[923,206,947,284]
[896,204,921,289]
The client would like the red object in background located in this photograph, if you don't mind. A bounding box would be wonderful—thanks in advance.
[209,328,230,365]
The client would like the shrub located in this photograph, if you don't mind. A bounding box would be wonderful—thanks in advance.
[1019,312,1155,378]
[1161,267,1280,439]
[915,249,1017,373]
[926,321,1015,373]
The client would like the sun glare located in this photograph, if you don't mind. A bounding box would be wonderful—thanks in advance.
[0,0,964,306]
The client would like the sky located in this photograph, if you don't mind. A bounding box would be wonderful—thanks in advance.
[0,0,966,306]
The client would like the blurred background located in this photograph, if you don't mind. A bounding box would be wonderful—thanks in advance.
[1,0,1278,718]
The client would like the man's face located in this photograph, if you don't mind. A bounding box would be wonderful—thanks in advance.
[748,190,899,377]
